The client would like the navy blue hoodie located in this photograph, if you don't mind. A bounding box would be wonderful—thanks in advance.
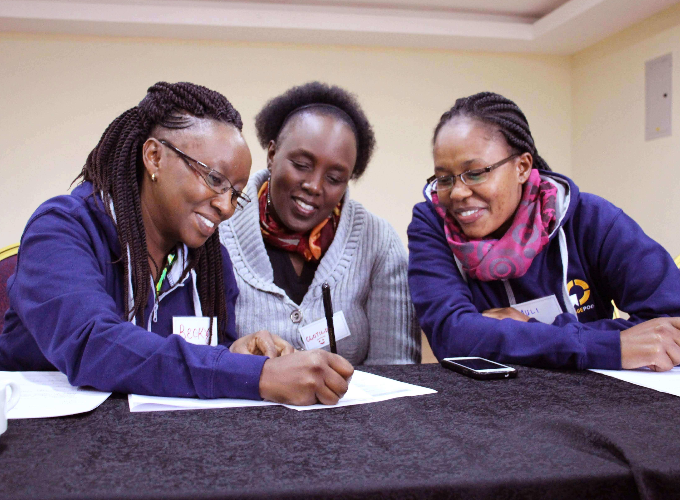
[408,171,680,370]
[0,182,266,399]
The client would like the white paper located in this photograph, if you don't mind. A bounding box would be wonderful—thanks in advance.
[590,366,680,398]
[172,316,218,346]
[0,371,111,419]
[128,393,279,412]
[511,295,563,324]
[128,370,436,412]
[281,380,374,411]
[300,311,351,350]
[283,370,438,411]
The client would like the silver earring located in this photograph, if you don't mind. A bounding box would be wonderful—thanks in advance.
[151,173,157,182]
[267,175,272,209]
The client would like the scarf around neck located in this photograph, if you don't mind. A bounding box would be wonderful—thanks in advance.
[258,180,342,262]
[432,169,558,281]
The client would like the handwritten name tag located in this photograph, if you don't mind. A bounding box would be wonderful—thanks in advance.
[299,311,351,351]
[172,317,218,346]
[511,295,563,324]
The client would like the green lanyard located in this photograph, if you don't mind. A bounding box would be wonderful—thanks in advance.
[155,252,176,294]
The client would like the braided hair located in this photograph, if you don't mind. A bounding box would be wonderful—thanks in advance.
[433,91,551,172]
[76,82,243,341]
[255,82,376,179]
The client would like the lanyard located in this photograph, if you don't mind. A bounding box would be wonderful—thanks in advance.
[155,252,176,294]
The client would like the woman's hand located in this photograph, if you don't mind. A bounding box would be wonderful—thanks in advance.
[259,350,354,406]
[620,318,680,371]
[482,307,530,322]
[229,330,294,358]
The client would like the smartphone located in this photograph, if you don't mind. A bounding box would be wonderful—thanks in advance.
[441,357,518,380]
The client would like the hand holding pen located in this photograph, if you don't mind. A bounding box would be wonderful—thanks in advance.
[258,281,352,405]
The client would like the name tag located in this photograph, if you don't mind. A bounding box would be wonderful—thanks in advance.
[172,317,218,346]
[511,295,563,324]
[299,311,351,351]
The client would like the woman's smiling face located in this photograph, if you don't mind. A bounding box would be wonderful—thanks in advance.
[433,116,532,240]
[140,119,252,257]
[267,111,357,233]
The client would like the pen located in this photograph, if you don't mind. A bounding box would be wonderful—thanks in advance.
[321,282,337,354]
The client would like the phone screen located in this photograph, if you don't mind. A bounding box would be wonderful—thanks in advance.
[451,358,509,371]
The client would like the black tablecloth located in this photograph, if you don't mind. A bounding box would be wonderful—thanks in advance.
[1,365,679,500]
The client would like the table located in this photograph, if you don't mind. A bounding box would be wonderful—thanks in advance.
[1,364,679,500]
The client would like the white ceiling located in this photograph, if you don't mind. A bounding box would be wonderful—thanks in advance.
[194,0,571,18]
[0,0,678,54]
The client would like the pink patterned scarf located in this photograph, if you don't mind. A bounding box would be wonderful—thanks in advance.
[432,169,558,281]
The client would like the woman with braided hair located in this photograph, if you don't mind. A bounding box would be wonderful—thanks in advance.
[408,91,680,371]
[0,82,353,404]
[220,82,420,365]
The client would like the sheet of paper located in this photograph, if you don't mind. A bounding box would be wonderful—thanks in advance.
[281,381,375,411]
[128,370,437,412]
[0,371,111,419]
[590,366,680,398]
[128,393,279,412]
[283,370,438,411]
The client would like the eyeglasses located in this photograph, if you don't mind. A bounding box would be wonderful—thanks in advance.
[157,139,251,211]
[427,153,519,193]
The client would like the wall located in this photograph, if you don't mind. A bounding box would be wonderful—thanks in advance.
[0,33,572,249]
[571,2,680,255]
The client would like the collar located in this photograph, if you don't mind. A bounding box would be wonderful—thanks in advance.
[221,168,362,304]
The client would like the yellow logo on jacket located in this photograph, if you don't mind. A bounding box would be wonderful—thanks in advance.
[567,279,594,314]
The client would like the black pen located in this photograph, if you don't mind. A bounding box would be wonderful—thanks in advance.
[321,282,337,354]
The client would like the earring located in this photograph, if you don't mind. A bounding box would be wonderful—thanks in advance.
[267,174,272,210]
[151,173,157,182]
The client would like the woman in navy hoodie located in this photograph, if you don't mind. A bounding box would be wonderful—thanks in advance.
[0,82,353,404]
[408,91,680,371]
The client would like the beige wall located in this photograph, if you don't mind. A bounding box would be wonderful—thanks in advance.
[572,3,680,255]
[0,33,572,249]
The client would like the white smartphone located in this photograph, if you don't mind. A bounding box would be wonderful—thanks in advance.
[441,357,518,380]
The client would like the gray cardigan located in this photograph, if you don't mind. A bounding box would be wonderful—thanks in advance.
[219,169,420,365]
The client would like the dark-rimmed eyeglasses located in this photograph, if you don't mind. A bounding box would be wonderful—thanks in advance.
[427,153,520,193]
[157,139,251,211]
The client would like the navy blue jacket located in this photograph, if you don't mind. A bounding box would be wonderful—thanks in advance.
[0,182,266,399]
[408,171,680,370]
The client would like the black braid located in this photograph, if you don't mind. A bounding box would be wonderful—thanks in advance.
[75,82,242,342]
[433,91,552,172]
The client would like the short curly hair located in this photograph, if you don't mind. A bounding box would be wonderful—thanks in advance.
[254,82,376,179]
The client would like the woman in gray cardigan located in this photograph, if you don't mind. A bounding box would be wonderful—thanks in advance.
[220,82,420,365]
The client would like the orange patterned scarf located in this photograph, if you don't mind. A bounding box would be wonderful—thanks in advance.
[258,181,342,262]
